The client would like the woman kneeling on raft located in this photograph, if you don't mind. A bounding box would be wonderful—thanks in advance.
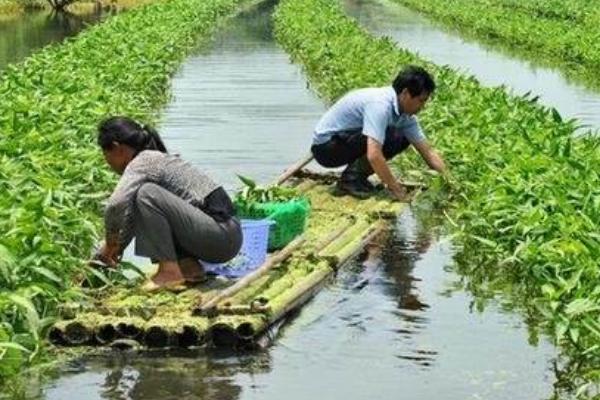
[93,116,242,292]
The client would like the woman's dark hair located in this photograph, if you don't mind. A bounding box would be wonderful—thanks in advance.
[392,65,436,97]
[97,116,167,154]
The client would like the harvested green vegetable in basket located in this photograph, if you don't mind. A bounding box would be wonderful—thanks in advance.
[234,175,310,250]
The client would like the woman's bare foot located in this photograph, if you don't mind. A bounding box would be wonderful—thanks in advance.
[178,258,206,284]
[142,261,186,292]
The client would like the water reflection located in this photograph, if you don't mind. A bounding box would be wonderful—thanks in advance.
[343,0,600,133]
[228,207,556,400]
[43,350,272,400]
[384,214,436,369]
[0,10,108,71]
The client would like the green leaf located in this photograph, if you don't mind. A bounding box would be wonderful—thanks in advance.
[565,298,599,317]
[470,235,497,248]
[119,262,146,279]
[32,267,62,284]
[551,108,562,123]
[236,174,257,189]
[83,266,112,287]
[555,321,568,342]
[569,327,580,344]
[0,342,31,354]
[6,294,40,338]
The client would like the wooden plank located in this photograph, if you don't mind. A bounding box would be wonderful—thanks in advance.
[193,235,306,316]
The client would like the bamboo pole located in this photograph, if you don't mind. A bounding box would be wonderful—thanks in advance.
[236,322,257,341]
[225,224,387,342]
[212,266,333,343]
[274,153,314,185]
[194,235,306,316]
[176,325,203,348]
[143,325,172,348]
[207,322,239,348]
[264,267,333,330]
[215,305,258,315]
[334,222,388,266]
[223,274,272,305]
[116,322,143,339]
[312,218,354,252]
[319,219,371,257]
[48,326,66,345]
[64,321,92,345]
[250,260,328,309]
[254,277,295,302]
[95,323,117,345]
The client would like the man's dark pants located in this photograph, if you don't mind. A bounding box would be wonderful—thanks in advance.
[310,126,411,183]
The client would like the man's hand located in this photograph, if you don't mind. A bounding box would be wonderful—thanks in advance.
[389,182,409,202]
[412,140,446,175]
[364,138,412,202]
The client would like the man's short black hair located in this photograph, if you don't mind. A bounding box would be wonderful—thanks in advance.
[392,65,435,97]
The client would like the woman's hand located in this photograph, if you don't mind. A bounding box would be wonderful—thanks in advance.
[94,238,121,267]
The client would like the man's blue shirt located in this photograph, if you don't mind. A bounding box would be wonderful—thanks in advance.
[313,86,426,146]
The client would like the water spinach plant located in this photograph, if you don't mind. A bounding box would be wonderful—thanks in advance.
[393,0,600,88]
[235,175,300,203]
[274,0,600,393]
[0,0,244,378]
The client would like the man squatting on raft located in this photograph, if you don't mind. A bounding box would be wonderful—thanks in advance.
[93,117,242,291]
[311,65,447,200]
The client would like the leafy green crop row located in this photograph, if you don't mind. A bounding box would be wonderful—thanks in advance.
[0,0,242,378]
[274,0,600,393]
[394,0,600,87]
[480,0,598,23]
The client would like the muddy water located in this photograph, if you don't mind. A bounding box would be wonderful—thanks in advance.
[36,2,563,399]
[0,9,109,71]
[343,0,600,133]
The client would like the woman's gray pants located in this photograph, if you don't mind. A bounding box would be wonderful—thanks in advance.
[134,183,242,263]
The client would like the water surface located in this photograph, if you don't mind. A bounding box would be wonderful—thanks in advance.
[0,9,109,71]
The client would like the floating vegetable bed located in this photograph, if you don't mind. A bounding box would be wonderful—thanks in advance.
[48,172,420,349]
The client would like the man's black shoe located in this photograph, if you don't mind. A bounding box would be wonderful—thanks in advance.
[357,178,376,192]
[336,179,372,199]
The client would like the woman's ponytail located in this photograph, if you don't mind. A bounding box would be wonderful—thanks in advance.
[140,123,167,153]
[98,116,168,155]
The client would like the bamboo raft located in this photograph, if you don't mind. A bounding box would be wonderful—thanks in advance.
[48,168,422,349]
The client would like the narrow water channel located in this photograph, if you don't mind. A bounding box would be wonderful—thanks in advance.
[343,0,600,133]
[0,9,109,71]
[34,2,564,399]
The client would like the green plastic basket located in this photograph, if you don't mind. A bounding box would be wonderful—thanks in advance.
[235,197,310,250]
